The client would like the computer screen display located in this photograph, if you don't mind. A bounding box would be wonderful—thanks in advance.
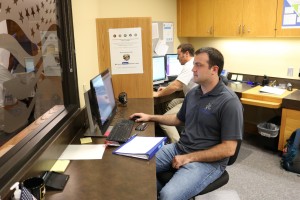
[165,54,183,77]
[90,69,117,133]
[152,56,166,85]
[25,57,35,72]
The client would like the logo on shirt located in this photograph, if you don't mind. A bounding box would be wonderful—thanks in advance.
[205,102,212,110]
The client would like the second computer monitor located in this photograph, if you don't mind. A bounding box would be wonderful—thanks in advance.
[152,56,166,85]
[89,69,117,136]
[165,54,183,80]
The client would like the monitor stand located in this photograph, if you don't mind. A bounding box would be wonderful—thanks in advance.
[83,89,104,137]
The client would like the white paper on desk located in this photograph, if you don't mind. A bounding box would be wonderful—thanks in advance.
[115,137,164,154]
[259,86,286,95]
[58,144,106,160]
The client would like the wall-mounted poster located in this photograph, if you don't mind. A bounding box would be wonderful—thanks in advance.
[108,27,143,75]
[281,0,300,28]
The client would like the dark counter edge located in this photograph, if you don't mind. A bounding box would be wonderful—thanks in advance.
[282,90,300,110]
[1,108,87,199]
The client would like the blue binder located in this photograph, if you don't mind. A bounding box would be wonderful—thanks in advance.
[112,136,167,160]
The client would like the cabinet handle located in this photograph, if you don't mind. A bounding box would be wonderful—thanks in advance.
[210,26,213,35]
[238,25,241,35]
[242,25,245,34]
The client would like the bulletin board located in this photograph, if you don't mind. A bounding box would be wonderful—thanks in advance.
[152,21,174,56]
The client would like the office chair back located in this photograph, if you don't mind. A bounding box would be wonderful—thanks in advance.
[157,140,242,197]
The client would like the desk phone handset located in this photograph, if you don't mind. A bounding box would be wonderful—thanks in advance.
[135,123,148,131]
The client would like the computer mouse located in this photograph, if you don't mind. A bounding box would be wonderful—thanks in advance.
[131,116,141,121]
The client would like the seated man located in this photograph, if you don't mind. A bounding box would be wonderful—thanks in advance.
[131,47,243,200]
[153,43,197,143]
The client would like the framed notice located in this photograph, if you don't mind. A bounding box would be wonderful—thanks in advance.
[108,27,143,75]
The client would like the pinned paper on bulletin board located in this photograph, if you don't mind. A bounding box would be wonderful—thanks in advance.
[281,0,300,28]
[154,39,169,56]
[152,21,174,56]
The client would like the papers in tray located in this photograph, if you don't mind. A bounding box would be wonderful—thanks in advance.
[113,136,167,160]
[259,86,285,95]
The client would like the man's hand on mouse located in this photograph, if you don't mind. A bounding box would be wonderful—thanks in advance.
[130,113,150,122]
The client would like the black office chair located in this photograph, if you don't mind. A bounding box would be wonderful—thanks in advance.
[156,140,242,199]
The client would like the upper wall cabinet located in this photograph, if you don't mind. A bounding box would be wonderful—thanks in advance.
[177,0,214,37]
[240,0,277,37]
[276,0,300,37]
[178,0,278,37]
[213,0,243,37]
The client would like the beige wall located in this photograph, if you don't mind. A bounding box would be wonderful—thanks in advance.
[189,38,300,80]
[72,0,300,107]
[72,0,181,107]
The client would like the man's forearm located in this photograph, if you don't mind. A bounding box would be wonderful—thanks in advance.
[149,114,182,126]
[156,80,183,97]
[185,141,237,163]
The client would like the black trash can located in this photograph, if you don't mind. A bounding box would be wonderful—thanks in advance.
[257,117,280,151]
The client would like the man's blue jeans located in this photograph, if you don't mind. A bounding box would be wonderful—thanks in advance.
[156,143,226,200]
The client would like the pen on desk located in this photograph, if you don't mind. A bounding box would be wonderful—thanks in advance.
[128,133,138,141]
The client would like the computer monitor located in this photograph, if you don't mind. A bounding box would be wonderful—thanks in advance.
[24,57,35,72]
[84,69,117,137]
[152,56,166,85]
[165,54,183,80]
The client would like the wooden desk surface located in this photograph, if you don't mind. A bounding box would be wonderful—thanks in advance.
[227,82,253,98]
[47,99,156,200]
[240,86,297,108]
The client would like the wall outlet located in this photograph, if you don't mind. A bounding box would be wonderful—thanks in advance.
[287,67,294,77]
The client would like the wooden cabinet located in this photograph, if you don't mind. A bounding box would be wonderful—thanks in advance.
[242,0,277,37]
[177,0,214,37]
[279,108,300,150]
[275,0,300,37]
[214,0,277,37]
[177,0,277,37]
[213,0,243,37]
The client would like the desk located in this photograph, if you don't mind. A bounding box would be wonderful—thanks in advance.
[47,99,156,200]
[228,83,300,151]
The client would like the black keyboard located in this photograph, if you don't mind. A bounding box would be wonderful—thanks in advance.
[106,119,135,143]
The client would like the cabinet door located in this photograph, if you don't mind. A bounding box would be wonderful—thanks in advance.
[177,0,214,37]
[177,0,198,37]
[279,108,300,150]
[214,0,243,37]
[276,0,300,37]
[242,0,277,37]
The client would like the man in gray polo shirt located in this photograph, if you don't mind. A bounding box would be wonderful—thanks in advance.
[130,47,243,200]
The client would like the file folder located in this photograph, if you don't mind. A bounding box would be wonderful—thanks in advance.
[113,136,167,160]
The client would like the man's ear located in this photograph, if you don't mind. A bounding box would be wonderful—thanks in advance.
[212,65,219,74]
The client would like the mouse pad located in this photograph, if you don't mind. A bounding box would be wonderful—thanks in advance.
[43,171,69,190]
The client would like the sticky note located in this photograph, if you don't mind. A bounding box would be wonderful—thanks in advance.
[50,160,70,173]
[80,137,92,144]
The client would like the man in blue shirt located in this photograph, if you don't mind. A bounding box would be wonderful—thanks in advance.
[131,47,243,200]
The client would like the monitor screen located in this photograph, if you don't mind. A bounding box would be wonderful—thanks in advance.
[152,56,166,85]
[24,57,35,72]
[90,69,117,134]
[165,54,183,77]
